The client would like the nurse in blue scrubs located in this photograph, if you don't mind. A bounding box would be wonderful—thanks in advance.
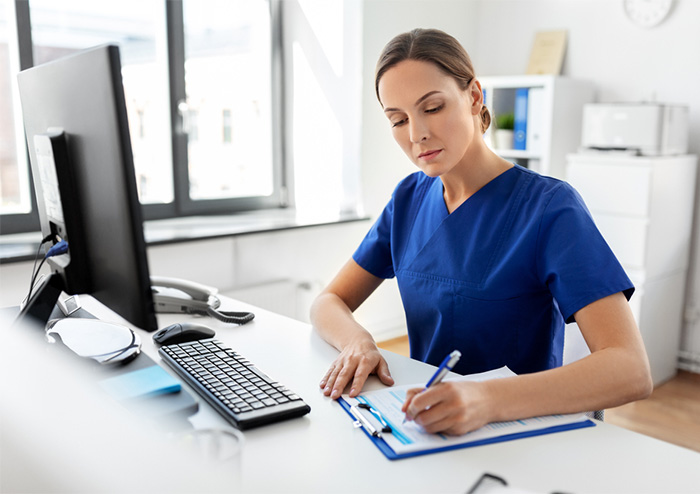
[310,28,652,435]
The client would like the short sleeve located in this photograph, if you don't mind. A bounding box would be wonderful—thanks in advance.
[537,183,634,323]
[353,195,396,279]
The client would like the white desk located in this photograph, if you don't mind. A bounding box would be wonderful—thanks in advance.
[3,296,700,493]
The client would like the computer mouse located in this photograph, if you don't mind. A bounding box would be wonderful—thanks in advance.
[152,322,216,346]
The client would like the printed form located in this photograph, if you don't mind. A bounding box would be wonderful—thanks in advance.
[342,366,591,456]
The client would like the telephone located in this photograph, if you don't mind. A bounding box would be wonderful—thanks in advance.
[151,276,254,325]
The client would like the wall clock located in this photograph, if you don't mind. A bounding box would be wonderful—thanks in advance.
[624,0,674,27]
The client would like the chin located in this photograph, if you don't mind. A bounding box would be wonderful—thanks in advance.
[415,163,447,178]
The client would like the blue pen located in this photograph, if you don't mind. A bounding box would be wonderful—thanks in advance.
[404,350,461,422]
[424,350,462,388]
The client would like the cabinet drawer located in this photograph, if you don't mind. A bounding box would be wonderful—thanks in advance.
[567,161,652,216]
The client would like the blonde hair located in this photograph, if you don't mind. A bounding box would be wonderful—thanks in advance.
[375,28,491,133]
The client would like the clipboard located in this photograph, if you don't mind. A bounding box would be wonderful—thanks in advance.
[337,367,596,461]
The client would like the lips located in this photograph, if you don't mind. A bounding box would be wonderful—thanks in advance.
[418,149,442,161]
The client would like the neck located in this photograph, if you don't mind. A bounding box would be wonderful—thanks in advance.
[441,142,512,213]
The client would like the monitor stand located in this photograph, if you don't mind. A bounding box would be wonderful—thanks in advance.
[14,272,64,330]
[12,273,199,424]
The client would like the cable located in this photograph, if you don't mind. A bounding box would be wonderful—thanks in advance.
[46,240,68,258]
[182,294,255,324]
[205,305,255,325]
[25,235,55,306]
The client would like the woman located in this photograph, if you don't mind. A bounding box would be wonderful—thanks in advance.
[310,28,652,435]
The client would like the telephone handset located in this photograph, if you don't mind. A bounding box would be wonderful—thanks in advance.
[151,276,254,325]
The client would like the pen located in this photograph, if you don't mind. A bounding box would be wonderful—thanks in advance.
[424,350,462,388]
[404,350,461,422]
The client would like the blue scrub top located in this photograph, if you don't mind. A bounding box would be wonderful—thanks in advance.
[353,165,634,376]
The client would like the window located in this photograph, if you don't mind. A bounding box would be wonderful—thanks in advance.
[284,0,363,216]
[0,0,362,235]
[187,108,200,143]
[29,0,174,208]
[222,109,233,144]
[1,1,36,233]
[183,0,274,202]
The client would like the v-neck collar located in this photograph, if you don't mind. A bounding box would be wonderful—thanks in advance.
[398,166,524,276]
[438,165,517,217]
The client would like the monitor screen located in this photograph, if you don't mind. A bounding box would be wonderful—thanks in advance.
[17,44,158,332]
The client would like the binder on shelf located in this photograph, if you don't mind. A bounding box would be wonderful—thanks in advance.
[513,88,528,150]
[526,87,544,154]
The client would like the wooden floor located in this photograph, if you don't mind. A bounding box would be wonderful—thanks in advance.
[377,335,700,453]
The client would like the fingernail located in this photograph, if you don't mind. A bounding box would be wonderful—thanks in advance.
[349,388,356,396]
[319,380,326,387]
[324,386,330,393]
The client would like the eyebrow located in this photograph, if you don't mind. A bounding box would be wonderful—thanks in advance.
[383,90,443,113]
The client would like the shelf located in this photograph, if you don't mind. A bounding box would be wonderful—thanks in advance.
[479,74,555,89]
[494,149,541,160]
[480,75,594,178]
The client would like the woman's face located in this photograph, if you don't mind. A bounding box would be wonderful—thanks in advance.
[378,59,481,178]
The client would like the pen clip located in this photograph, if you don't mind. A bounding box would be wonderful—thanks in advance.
[350,402,392,438]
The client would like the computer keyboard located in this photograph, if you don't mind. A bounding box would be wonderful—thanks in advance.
[159,339,310,430]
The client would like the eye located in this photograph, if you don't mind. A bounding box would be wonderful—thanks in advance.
[391,118,407,128]
[425,104,444,114]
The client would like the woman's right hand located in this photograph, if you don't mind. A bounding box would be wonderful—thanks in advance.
[311,259,393,399]
[319,336,394,399]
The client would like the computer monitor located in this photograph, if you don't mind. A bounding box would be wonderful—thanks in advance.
[17,44,158,332]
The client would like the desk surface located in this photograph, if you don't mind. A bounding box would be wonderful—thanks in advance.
[5,296,700,493]
[154,297,700,494]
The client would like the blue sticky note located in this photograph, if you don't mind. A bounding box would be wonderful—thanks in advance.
[100,365,181,401]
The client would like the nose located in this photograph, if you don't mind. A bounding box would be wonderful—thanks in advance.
[409,117,429,143]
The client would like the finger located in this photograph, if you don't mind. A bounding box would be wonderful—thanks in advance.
[348,369,369,398]
[376,358,394,386]
[319,365,335,388]
[348,356,383,396]
[402,387,425,418]
[411,397,453,431]
[322,364,342,396]
[330,367,354,399]
[419,415,455,435]
[407,386,442,418]
[419,407,480,436]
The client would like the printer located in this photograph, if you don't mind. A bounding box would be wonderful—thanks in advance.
[581,103,689,156]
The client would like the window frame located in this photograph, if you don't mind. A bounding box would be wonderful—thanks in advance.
[1,0,288,232]
[1,0,39,234]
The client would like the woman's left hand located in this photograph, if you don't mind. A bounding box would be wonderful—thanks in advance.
[401,381,492,435]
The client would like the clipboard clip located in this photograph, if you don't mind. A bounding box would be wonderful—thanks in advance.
[350,402,392,438]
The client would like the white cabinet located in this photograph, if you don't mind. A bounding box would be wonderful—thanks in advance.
[566,153,698,384]
[480,75,594,180]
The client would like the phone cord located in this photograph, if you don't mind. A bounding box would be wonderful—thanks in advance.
[201,306,255,325]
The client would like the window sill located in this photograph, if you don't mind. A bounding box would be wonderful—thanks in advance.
[0,208,369,264]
